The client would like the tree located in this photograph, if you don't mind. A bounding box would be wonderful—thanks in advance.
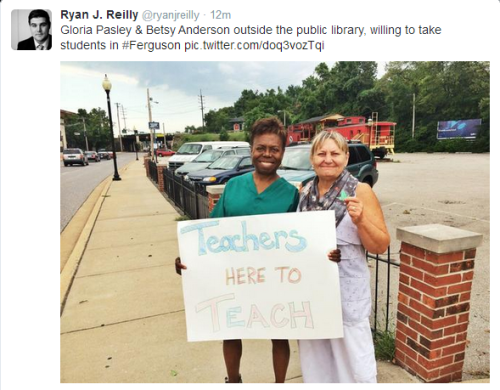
[65,108,111,150]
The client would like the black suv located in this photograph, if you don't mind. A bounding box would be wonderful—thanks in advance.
[277,142,379,189]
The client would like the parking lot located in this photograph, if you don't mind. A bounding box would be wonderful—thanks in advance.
[372,152,490,379]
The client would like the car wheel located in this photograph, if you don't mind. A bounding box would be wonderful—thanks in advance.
[362,177,373,187]
[64,163,68,167]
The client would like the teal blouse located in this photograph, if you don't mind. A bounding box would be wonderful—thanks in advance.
[210,172,299,218]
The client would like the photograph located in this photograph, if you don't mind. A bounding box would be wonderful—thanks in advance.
[59,61,490,383]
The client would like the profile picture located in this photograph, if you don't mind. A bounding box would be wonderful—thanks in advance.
[11,9,52,50]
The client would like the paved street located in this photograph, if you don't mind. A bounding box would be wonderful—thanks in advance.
[60,152,141,232]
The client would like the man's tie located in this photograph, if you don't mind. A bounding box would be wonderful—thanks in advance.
[37,45,44,50]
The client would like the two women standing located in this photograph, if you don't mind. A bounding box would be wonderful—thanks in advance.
[176,121,389,383]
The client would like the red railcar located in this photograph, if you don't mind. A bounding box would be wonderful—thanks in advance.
[286,113,396,158]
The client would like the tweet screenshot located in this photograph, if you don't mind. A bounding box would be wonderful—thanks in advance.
[0,0,496,387]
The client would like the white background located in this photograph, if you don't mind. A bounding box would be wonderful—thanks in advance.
[1,0,497,388]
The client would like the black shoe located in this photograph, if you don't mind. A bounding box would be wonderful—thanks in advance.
[225,375,242,383]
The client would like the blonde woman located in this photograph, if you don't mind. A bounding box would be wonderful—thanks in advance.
[297,131,390,383]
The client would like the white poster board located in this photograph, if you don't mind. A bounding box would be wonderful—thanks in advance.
[177,210,343,342]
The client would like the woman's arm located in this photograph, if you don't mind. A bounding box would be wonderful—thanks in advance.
[344,183,390,254]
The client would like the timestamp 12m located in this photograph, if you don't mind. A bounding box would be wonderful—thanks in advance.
[211,10,231,20]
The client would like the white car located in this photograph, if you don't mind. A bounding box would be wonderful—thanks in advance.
[63,148,89,166]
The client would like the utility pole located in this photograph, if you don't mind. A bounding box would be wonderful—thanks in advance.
[412,93,416,139]
[147,88,153,156]
[82,118,89,151]
[199,89,205,132]
[115,103,123,151]
[163,122,167,149]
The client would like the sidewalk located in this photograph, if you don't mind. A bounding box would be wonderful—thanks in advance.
[60,159,420,383]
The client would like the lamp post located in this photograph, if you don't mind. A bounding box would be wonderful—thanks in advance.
[134,130,139,161]
[102,74,121,181]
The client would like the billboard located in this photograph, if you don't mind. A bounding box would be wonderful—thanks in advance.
[437,119,481,140]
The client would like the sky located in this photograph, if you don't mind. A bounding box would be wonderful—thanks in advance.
[60,61,387,134]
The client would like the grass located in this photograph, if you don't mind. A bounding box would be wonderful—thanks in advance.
[374,329,396,362]
[175,215,191,221]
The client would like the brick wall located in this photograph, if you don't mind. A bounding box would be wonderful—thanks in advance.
[144,156,151,177]
[396,237,479,383]
[157,166,165,192]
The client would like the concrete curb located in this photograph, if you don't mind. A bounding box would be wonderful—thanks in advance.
[60,160,135,315]
[60,177,112,314]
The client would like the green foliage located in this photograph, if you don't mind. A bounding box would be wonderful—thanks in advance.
[219,129,230,141]
[374,329,396,362]
[175,215,191,221]
[65,108,112,151]
[380,61,489,153]
[228,132,247,142]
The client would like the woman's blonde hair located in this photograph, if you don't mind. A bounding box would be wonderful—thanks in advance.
[310,130,349,158]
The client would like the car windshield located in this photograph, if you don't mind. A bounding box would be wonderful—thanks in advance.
[194,150,224,163]
[207,156,239,170]
[85,152,94,155]
[235,148,251,155]
[176,143,202,155]
[281,147,312,170]
[64,149,80,154]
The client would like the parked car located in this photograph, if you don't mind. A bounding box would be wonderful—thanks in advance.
[277,142,379,189]
[85,151,101,162]
[63,148,89,166]
[168,141,250,170]
[156,148,176,157]
[98,149,111,160]
[186,155,254,185]
[175,147,250,177]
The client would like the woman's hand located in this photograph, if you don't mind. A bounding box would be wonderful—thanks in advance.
[327,249,341,263]
[345,197,364,224]
[175,257,187,275]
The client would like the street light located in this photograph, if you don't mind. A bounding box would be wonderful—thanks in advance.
[134,130,139,161]
[102,74,121,181]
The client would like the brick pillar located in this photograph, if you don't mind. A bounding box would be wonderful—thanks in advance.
[205,185,225,213]
[157,166,165,192]
[144,156,151,177]
[395,224,482,383]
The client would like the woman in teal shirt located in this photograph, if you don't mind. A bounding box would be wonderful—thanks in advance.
[177,117,298,383]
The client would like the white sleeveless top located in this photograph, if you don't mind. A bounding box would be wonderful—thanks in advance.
[336,212,372,323]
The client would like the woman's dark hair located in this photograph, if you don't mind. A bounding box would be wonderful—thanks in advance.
[250,117,286,148]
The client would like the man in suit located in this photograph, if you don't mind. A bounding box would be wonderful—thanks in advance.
[17,9,52,50]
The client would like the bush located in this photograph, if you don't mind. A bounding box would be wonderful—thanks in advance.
[219,129,229,141]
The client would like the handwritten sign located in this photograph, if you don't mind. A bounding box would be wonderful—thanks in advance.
[177,210,343,342]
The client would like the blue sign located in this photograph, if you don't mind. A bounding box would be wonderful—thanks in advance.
[437,119,481,140]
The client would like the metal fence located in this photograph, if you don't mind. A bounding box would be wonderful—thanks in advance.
[368,248,400,335]
[163,168,210,220]
[148,160,158,183]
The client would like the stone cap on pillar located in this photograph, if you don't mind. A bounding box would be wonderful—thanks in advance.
[206,185,225,196]
[397,224,482,254]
